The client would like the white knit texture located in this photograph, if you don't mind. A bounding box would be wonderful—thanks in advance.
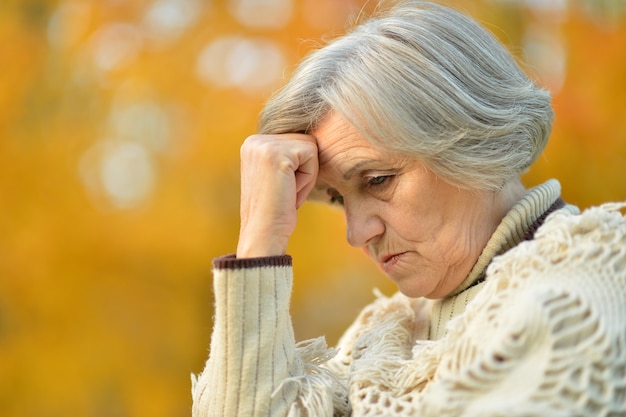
[192,186,626,416]
[344,202,626,416]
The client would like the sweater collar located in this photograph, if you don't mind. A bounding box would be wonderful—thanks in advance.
[448,179,567,297]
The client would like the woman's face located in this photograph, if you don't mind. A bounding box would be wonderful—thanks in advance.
[311,112,505,299]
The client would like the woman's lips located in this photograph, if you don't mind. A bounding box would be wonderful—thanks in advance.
[380,252,408,273]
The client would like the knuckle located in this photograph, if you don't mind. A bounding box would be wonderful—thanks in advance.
[240,134,317,172]
[240,135,260,153]
[241,135,272,157]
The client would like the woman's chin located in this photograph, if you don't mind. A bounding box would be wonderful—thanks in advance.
[391,276,435,299]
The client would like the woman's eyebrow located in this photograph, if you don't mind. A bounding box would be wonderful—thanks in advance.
[342,160,376,180]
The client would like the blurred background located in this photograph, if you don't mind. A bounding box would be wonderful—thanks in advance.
[0,0,624,415]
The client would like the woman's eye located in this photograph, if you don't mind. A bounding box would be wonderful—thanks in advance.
[367,175,391,187]
[330,195,344,206]
[327,188,344,206]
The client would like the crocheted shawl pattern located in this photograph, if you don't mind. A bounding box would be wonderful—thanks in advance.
[192,183,626,416]
[329,202,626,416]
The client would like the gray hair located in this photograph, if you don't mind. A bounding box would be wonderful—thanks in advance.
[258,1,553,190]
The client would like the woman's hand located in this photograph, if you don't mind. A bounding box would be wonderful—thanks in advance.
[236,134,319,258]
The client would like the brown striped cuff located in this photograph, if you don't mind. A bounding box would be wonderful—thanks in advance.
[212,254,293,270]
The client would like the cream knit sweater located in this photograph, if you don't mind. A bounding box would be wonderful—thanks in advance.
[192,180,626,416]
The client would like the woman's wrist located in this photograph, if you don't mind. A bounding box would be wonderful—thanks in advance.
[236,233,288,258]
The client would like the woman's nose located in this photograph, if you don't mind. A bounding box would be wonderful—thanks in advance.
[344,202,384,248]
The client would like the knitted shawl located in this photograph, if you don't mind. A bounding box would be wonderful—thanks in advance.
[192,180,626,416]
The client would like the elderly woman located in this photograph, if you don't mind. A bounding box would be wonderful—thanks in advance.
[192,1,626,416]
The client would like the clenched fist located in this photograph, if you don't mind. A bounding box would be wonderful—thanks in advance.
[236,134,319,258]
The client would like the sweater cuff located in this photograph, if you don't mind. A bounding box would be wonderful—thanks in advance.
[212,253,293,270]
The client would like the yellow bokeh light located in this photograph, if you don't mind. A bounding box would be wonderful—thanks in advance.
[0,1,624,416]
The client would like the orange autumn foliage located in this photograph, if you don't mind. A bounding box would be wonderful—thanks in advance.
[0,1,624,416]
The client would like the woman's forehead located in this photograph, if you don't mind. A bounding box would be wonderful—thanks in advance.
[314,114,378,164]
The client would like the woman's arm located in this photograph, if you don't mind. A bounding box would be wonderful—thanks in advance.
[192,255,345,417]
[192,134,348,416]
